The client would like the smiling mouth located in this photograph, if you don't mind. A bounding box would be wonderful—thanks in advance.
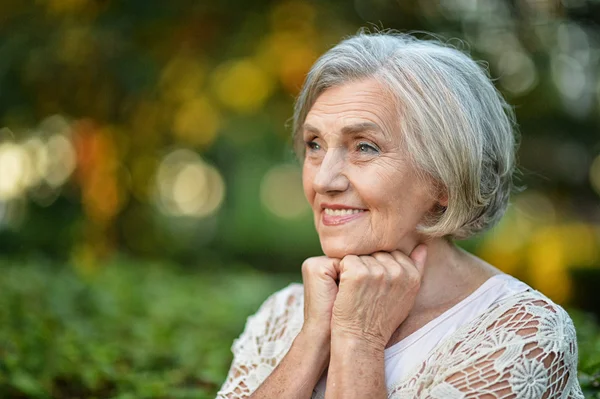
[321,208,367,226]
[323,208,365,216]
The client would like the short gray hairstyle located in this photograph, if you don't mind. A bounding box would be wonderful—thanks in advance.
[293,31,519,240]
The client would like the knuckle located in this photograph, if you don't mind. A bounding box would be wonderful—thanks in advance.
[394,264,406,277]
[342,254,359,264]
[340,255,358,269]
[391,250,409,263]
[371,267,385,279]
[373,252,391,261]
[301,258,313,271]
[301,257,321,273]
[389,267,402,280]
[350,266,369,281]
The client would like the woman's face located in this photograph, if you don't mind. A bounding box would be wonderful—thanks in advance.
[302,78,441,258]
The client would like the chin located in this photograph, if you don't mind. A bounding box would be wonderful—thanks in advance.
[320,238,373,259]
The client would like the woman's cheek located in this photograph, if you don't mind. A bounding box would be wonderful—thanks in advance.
[302,167,315,205]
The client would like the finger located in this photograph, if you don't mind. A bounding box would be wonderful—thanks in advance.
[359,255,386,275]
[338,255,361,274]
[389,250,412,266]
[340,255,371,282]
[371,252,398,267]
[361,255,392,282]
[409,244,428,276]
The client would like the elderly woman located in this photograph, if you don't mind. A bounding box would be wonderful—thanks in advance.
[217,32,583,399]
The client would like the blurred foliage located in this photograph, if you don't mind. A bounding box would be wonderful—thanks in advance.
[0,258,296,398]
[1,0,600,396]
[0,0,598,286]
[571,309,600,398]
[0,259,598,398]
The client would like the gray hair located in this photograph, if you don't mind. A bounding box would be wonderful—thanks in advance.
[293,31,519,240]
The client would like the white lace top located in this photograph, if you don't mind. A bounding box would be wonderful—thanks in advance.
[217,275,583,398]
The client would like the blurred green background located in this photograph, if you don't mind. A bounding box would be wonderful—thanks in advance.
[1,0,600,397]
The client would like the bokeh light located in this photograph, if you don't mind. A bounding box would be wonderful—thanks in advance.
[0,115,77,211]
[1,2,600,396]
[260,164,309,219]
[0,142,31,201]
[154,149,225,218]
[0,0,597,303]
[45,134,76,188]
[173,96,221,147]
[22,137,49,188]
[212,59,275,114]
[497,49,538,95]
[513,190,557,224]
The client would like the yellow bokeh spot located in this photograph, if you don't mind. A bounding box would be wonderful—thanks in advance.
[255,32,317,95]
[260,164,309,219]
[173,96,220,147]
[561,223,599,268]
[270,1,316,34]
[130,155,158,201]
[154,149,225,218]
[527,226,570,303]
[0,142,31,200]
[279,46,318,95]
[478,207,532,276]
[160,56,206,104]
[211,59,275,114]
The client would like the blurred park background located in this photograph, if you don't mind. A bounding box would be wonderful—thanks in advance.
[1,0,600,397]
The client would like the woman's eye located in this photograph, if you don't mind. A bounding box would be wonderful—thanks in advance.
[357,142,379,153]
[305,141,321,151]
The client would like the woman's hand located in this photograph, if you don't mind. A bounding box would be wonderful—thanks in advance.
[300,256,341,337]
[330,244,428,350]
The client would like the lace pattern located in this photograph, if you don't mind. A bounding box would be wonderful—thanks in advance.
[217,284,304,398]
[217,283,583,399]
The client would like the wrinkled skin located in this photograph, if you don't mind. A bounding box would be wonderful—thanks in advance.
[299,78,445,347]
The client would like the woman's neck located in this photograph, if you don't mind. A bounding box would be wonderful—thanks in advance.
[411,237,501,314]
[385,237,501,348]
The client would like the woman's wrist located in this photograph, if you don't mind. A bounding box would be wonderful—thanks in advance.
[330,326,387,355]
[300,321,331,341]
[295,326,331,377]
[326,328,387,399]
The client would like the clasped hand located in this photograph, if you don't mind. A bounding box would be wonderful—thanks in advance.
[301,245,428,351]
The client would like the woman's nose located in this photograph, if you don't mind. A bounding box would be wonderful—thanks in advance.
[313,149,349,194]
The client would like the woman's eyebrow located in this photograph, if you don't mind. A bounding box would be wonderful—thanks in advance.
[341,122,383,136]
[302,122,385,136]
[303,123,321,135]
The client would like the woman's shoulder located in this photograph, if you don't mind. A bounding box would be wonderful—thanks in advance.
[440,284,578,364]
[236,283,304,341]
[388,283,583,398]
[255,282,304,318]
[483,283,574,333]
[230,283,305,365]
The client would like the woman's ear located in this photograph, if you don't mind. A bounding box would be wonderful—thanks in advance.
[439,192,448,207]
[435,182,448,208]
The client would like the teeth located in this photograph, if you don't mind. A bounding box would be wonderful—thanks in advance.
[323,208,364,216]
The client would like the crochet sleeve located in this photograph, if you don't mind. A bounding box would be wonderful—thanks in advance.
[390,294,584,399]
[216,283,304,399]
